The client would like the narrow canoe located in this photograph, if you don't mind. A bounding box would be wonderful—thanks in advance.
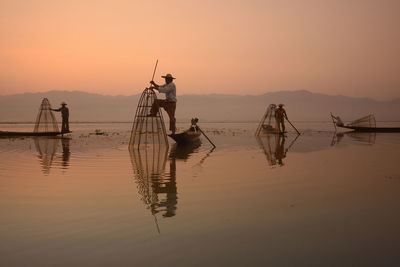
[0,131,66,137]
[168,131,201,145]
[338,126,400,133]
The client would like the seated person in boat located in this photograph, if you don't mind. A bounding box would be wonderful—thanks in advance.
[275,104,287,134]
[149,73,177,134]
[332,115,344,127]
[51,102,70,133]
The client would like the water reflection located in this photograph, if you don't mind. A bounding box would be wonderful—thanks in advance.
[331,132,376,146]
[60,138,71,168]
[129,145,176,223]
[169,142,201,161]
[257,134,299,166]
[33,137,71,173]
[129,142,205,229]
[34,137,58,174]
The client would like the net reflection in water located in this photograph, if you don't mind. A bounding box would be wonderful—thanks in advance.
[129,145,177,218]
[34,137,58,174]
[33,137,71,174]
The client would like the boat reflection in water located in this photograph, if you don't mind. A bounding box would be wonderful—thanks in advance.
[331,131,376,146]
[256,134,299,166]
[169,142,201,161]
[33,137,71,174]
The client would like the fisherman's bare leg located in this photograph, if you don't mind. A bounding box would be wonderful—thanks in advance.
[276,118,281,133]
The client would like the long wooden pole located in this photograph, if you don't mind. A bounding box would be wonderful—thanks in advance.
[330,112,337,132]
[197,126,216,148]
[151,59,158,82]
[285,117,300,135]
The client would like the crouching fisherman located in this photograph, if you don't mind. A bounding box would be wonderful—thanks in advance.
[52,102,70,133]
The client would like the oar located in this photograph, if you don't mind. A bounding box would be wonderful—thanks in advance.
[197,126,216,148]
[285,117,300,135]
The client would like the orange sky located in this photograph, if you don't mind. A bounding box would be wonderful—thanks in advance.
[0,0,399,100]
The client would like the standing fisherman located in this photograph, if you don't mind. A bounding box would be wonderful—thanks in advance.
[52,102,70,133]
[275,104,287,134]
[149,73,177,134]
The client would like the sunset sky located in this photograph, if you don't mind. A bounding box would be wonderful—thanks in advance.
[0,0,399,100]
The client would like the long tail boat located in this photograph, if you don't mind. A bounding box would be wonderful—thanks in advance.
[331,113,400,133]
[0,131,65,137]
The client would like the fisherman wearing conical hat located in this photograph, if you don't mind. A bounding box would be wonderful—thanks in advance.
[149,73,177,134]
[275,103,287,134]
[51,102,70,133]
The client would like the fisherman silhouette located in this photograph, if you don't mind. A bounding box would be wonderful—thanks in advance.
[51,102,70,133]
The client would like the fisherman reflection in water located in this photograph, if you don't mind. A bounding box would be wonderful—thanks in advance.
[61,138,71,168]
[275,135,286,166]
[149,73,177,134]
[152,157,178,217]
[51,102,70,133]
[275,104,287,134]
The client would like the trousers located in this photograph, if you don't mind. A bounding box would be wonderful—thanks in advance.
[62,117,69,133]
[276,117,285,133]
[151,99,176,133]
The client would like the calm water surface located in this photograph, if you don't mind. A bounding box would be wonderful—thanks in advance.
[1,122,400,266]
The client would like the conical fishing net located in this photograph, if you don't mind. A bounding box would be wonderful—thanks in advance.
[255,104,279,136]
[33,98,59,133]
[348,114,376,128]
[129,88,169,149]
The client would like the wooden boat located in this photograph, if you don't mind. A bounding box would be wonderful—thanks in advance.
[0,131,68,137]
[331,113,400,133]
[168,130,201,145]
[168,118,202,145]
[335,126,400,133]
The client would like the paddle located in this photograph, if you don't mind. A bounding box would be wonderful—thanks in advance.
[197,126,216,148]
[285,117,300,135]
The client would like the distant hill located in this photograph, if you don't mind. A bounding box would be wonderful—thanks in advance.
[0,90,399,122]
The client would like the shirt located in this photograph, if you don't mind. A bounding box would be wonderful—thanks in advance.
[54,106,69,118]
[275,107,286,119]
[158,82,177,102]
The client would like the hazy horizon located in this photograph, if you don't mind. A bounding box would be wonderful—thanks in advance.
[1,0,399,100]
[1,88,399,102]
